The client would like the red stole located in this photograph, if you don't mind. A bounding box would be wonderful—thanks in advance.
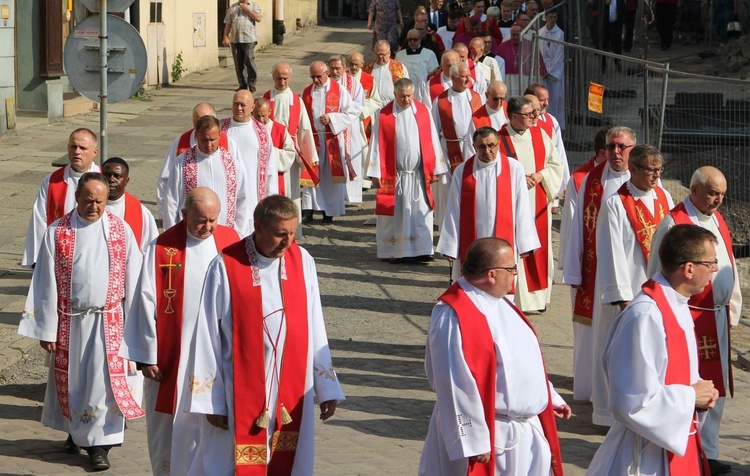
[437,89,483,170]
[471,106,492,130]
[47,167,68,225]
[571,156,598,194]
[224,239,308,475]
[616,183,670,260]
[641,280,711,476]
[177,129,229,156]
[123,192,144,249]
[269,121,288,195]
[302,80,347,183]
[359,72,375,142]
[438,283,564,476]
[671,202,735,397]
[458,155,514,264]
[427,70,447,103]
[375,101,437,216]
[498,126,549,292]
[572,161,607,324]
[467,59,478,81]
[153,222,239,414]
[537,114,554,139]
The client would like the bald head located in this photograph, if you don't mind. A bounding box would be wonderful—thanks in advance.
[441,50,460,76]
[486,81,508,110]
[252,97,271,124]
[272,62,293,91]
[183,187,222,240]
[690,166,727,216]
[348,52,365,75]
[452,42,469,61]
[232,89,255,123]
[192,103,216,128]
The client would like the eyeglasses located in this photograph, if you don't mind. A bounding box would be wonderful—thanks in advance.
[680,259,719,268]
[482,265,518,274]
[606,143,634,151]
[475,143,499,150]
[633,163,664,175]
[514,111,536,117]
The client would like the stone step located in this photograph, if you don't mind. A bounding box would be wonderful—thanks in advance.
[219,47,234,68]
[62,96,95,117]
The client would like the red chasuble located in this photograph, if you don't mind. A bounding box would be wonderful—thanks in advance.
[570,156,597,194]
[47,167,68,225]
[439,283,564,476]
[671,202,735,397]
[223,239,309,475]
[153,222,239,414]
[302,80,347,184]
[616,183,670,260]
[641,280,711,476]
[498,125,548,292]
[122,192,144,250]
[437,89,483,171]
[374,101,437,216]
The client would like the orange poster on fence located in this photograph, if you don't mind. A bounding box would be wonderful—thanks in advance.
[588,83,604,113]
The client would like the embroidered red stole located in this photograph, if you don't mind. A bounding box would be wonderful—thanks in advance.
[437,89,483,170]
[177,129,229,156]
[47,167,68,225]
[339,74,357,180]
[388,60,407,81]
[122,192,144,249]
[641,280,711,476]
[617,183,670,260]
[438,283,564,476]
[671,202,735,397]
[54,211,145,420]
[302,80,347,183]
[498,126,548,292]
[219,118,270,202]
[359,71,375,142]
[224,239,308,475]
[269,121,288,195]
[572,161,607,324]
[153,222,239,414]
[571,156,597,194]
[182,145,238,227]
[374,102,437,216]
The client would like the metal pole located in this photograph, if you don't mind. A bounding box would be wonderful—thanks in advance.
[656,63,670,150]
[99,0,108,164]
[643,63,650,144]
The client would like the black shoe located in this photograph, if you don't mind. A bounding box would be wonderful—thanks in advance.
[708,459,732,475]
[301,210,314,224]
[322,214,334,224]
[63,434,80,454]
[413,255,435,262]
[235,86,248,91]
[88,447,110,471]
[249,85,257,93]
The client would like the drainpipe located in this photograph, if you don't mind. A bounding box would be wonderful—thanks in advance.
[273,0,285,45]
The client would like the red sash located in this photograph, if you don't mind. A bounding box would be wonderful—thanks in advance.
[269,121,288,196]
[153,222,239,414]
[438,283,564,476]
[471,106,493,130]
[224,239,308,475]
[359,72,375,142]
[375,102,437,216]
[571,156,597,194]
[428,71,447,103]
[572,161,607,324]
[437,89,483,171]
[467,59,478,81]
[498,126,549,292]
[537,114,554,139]
[617,183,670,260]
[302,80,347,183]
[671,202,735,397]
[53,211,145,420]
[47,167,68,225]
[641,280,711,476]
[177,129,229,156]
[123,192,144,249]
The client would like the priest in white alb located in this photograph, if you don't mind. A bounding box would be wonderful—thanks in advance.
[252,98,297,200]
[466,81,509,155]
[347,52,383,189]
[418,50,460,108]
[363,40,408,103]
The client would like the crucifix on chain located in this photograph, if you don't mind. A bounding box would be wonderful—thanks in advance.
[159,247,181,314]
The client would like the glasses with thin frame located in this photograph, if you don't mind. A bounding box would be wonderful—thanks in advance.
[680,259,719,268]
[606,143,634,151]
[633,163,664,175]
[482,265,518,274]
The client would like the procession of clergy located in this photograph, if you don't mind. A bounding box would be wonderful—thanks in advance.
[17,39,740,475]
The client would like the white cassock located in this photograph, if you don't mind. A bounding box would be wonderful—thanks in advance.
[437,156,540,282]
[591,183,673,426]
[395,48,439,88]
[419,278,566,476]
[224,118,279,230]
[506,127,563,312]
[335,75,366,204]
[561,163,629,401]
[351,69,384,185]
[19,211,142,447]
[465,106,509,157]
[473,61,492,97]
[647,197,742,460]
[120,232,224,476]
[417,73,452,110]
[586,273,701,475]
[21,163,100,267]
[480,54,505,83]
[262,120,297,198]
[366,101,447,259]
[106,195,159,253]
[164,145,251,237]
[157,130,195,220]
[370,61,409,103]
[301,79,358,217]
[431,89,477,230]
[538,114,569,198]
[186,238,345,476]
[539,24,565,130]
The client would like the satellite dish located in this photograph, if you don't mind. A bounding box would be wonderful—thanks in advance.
[63,14,147,104]
[78,0,136,13]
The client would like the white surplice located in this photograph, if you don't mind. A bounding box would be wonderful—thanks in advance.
[120,231,227,476]
[591,182,673,426]
[106,194,159,253]
[301,78,358,217]
[22,163,101,268]
[366,100,447,259]
[351,70,384,186]
[538,113,569,197]
[186,238,345,476]
[395,48,439,90]
[436,155,540,282]
[419,278,565,476]
[506,126,563,312]
[164,146,251,237]
[19,211,142,447]
[335,74,367,204]
[586,273,700,475]
[157,130,195,220]
[647,197,742,459]
[561,163,629,401]
[370,61,410,103]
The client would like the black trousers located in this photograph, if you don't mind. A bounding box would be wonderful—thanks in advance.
[231,42,258,89]
[655,2,677,48]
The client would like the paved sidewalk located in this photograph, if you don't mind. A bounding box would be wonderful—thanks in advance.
[0,20,748,475]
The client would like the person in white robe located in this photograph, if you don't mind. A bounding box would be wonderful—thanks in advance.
[420,237,570,476]
[366,78,447,260]
[417,50,459,108]
[301,61,359,221]
[120,188,239,476]
[164,115,251,237]
[436,10,462,50]
[525,83,569,198]
[22,128,100,268]
[221,89,278,232]
[647,167,742,473]
[591,146,673,427]
[437,127,540,283]
[156,102,217,222]
[364,40,409,104]
[252,97,297,199]
[186,195,344,475]
[19,173,143,471]
[561,126,633,401]
[348,52,384,190]
[538,11,565,130]
[587,225,720,475]
[477,32,506,83]
[396,29,440,88]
